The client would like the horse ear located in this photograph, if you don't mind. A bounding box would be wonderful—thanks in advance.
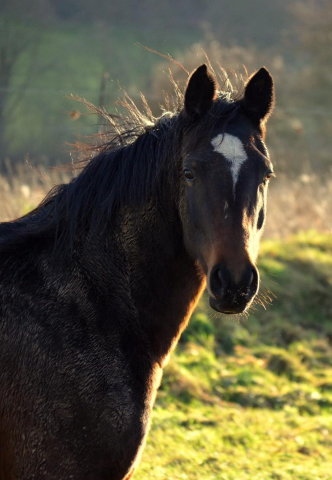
[184,64,217,119]
[242,67,274,124]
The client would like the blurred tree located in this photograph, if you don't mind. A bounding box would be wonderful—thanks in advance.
[292,0,332,104]
[0,18,42,157]
[289,0,332,172]
[0,0,55,23]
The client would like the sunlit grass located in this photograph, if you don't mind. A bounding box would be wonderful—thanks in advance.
[135,231,332,479]
[137,405,332,479]
[137,337,332,479]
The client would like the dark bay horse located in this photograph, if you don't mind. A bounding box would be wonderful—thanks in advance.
[0,64,274,479]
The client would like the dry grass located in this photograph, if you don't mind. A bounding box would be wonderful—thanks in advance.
[0,161,72,222]
[0,162,331,240]
[265,174,332,238]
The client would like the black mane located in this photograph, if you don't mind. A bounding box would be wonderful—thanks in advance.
[1,86,241,252]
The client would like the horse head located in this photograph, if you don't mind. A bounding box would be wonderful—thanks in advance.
[180,64,275,314]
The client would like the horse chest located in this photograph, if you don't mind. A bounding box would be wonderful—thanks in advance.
[0,299,156,480]
[2,353,153,480]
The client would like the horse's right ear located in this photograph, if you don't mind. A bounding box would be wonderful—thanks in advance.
[184,64,217,120]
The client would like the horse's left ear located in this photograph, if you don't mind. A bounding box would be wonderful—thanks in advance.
[242,67,274,125]
[184,64,217,119]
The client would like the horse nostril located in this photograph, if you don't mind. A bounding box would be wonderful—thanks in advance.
[248,270,254,289]
[209,267,224,299]
[248,268,258,296]
[217,269,223,282]
[210,265,258,304]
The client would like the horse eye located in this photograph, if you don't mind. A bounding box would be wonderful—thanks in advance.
[263,171,274,185]
[184,169,195,181]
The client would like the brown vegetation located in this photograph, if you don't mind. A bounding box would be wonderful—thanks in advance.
[1,163,331,240]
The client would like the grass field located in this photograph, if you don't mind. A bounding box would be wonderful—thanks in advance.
[135,232,332,479]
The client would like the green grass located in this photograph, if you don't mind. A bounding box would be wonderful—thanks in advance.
[135,232,332,479]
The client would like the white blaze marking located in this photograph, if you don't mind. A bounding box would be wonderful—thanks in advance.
[211,133,248,195]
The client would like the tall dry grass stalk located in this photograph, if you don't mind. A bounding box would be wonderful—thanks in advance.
[0,162,331,239]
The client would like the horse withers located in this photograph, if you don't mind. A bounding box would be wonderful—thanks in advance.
[0,64,274,479]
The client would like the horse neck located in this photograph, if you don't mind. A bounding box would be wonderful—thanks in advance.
[112,202,205,366]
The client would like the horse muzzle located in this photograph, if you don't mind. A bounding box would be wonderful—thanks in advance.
[208,263,259,314]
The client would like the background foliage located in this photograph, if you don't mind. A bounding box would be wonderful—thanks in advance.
[0,0,331,175]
